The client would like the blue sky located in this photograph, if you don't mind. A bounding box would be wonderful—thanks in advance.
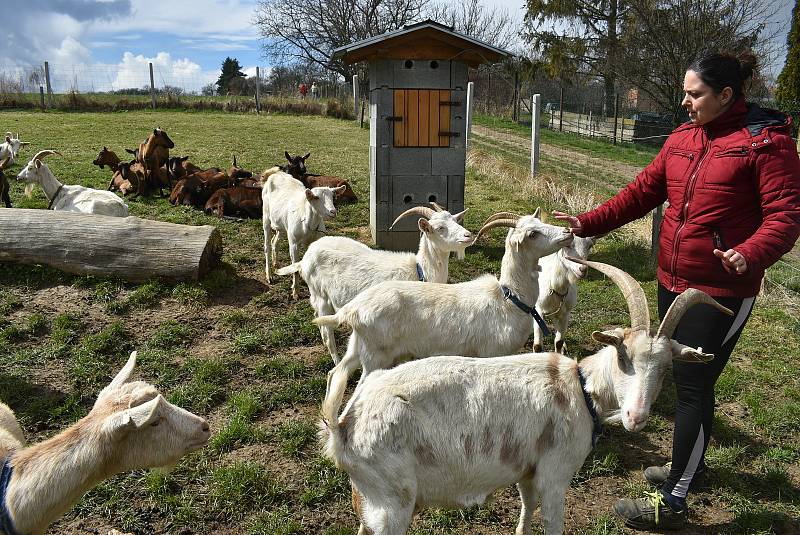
[0,0,793,94]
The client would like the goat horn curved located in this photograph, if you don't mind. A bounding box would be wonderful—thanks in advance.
[475,218,519,241]
[390,206,437,229]
[31,150,62,161]
[566,257,651,333]
[656,288,733,339]
[482,212,522,226]
[430,201,447,212]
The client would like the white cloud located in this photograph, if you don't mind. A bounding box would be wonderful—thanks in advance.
[106,51,219,93]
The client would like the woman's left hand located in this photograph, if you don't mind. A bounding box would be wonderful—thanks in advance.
[714,248,748,274]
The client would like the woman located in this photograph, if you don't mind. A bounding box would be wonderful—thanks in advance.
[555,52,800,530]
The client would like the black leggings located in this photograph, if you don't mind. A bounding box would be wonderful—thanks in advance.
[657,284,755,499]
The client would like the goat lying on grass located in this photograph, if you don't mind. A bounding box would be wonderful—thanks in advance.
[277,203,472,361]
[17,150,129,216]
[321,261,732,535]
[0,352,210,535]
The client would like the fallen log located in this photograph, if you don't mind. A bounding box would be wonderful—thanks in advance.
[0,209,222,282]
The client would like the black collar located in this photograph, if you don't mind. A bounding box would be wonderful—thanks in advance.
[47,184,64,210]
[500,285,550,336]
[577,366,603,449]
[416,262,425,282]
[0,456,20,535]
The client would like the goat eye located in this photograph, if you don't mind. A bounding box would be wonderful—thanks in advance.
[150,419,161,427]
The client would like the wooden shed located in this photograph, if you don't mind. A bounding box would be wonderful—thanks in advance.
[332,20,511,250]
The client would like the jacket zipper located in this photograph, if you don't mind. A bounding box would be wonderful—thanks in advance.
[670,133,709,291]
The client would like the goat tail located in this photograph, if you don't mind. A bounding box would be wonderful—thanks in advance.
[276,262,301,276]
[312,312,343,328]
[318,414,344,468]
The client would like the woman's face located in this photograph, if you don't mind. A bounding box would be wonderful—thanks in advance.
[681,70,733,126]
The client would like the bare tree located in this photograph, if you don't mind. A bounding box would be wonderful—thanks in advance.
[253,0,430,80]
[427,0,520,51]
[618,0,782,121]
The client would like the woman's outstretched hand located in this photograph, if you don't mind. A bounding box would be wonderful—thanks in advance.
[552,211,583,235]
[714,248,748,274]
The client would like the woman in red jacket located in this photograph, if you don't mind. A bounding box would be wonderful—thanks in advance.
[556,52,800,530]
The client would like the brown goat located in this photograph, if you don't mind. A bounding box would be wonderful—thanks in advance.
[302,174,357,204]
[204,184,262,219]
[137,128,174,193]
[168,171,230,207]
[92,147,122,172]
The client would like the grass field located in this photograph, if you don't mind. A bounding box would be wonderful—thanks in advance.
[0,109,798,534]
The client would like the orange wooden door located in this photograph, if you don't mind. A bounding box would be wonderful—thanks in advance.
[393,89,452,148]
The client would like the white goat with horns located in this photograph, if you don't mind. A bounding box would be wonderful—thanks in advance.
[316,209,573,425]
[320,260,732,535]
[0,352,210,535]
[0,133,30,167]
[16,150,129,216]
[276,202,474,362]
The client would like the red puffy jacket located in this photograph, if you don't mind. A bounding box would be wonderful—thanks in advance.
[578,98,800,297]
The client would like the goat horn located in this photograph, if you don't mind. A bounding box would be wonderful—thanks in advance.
[482,212,522,226]
[31,150,62,161]
[390,206,436,229]
[656,288,733,339]
[430,201,447,212]
[567,257,651,333]
[475,218,519,241]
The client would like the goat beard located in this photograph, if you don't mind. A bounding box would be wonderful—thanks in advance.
[24,182,35,198]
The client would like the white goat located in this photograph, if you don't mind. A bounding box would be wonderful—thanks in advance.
[262,170,345,298]
[16,150,129,217]
[276,203,473,362]
[533,235,597,355]
[0,352,210,535]
[321,261,732,535]
[316,209,573,424]
[0,133,30,166]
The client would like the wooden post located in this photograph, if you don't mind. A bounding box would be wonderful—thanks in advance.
[531,94,541,176]
[588,110,593,137]
[149,62,156,110]
[255,66,261,113]
[620,116,626,143]
[613,93,619,145]
[651,204,663,261]
[0,210,222,282]
[39,86,45,110]
[558,86,564,132]
[44,61,53,108]
[352,74,359,121]
[360,98,366,128]
[465,81,474,150]
[513,70,519,122]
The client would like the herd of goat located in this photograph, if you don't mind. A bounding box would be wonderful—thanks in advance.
[0,127,733,535]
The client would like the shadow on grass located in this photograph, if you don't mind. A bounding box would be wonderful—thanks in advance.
[0,373,84,431]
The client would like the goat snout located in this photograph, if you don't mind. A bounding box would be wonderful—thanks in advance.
[624,409,648,432]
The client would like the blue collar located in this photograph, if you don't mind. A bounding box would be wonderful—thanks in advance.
[500,285,551,336]
[577,366,603,449]
[0,456,20,535]
[416,262,425,282]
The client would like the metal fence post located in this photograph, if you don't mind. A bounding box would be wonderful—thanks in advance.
[352,75,359,121]
[255,66,261,113]
[44,61,53,108]
[465,81,474,150]
[531,94,541,176]
[149,63,156,110]
[558,86,564,132]
[39,86,45,110]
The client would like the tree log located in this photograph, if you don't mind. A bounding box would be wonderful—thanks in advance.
[0,209,222,282]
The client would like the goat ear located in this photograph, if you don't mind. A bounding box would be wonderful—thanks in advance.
[34,159,42,169]
[302,152,311,160]
[333,184,346,193]
[127,395,163,428]
[532,207,542,219]
[305,189,318,201]
[285,151,291,161]
[100,351,138,398]
[592,329,624,347]
[20,142,30,146]
[418,218,433,233]
[670,340,714,363]
[4,136,10,143]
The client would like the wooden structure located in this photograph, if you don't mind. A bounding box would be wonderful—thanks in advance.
[333,20,511,250]
[0,210,222,282]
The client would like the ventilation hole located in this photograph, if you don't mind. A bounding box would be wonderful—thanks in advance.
[403,195,413,204]
[404,60,414,69]
[428,195,437,203]
[430,60,439,69]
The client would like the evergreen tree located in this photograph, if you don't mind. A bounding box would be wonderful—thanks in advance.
[775,0,800,108]
[216,57,246,95]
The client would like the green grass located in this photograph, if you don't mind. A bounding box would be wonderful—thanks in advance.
[0,109,797,534]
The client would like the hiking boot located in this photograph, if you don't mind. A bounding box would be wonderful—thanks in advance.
[644,462,707,489]
[613,491,687,530]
